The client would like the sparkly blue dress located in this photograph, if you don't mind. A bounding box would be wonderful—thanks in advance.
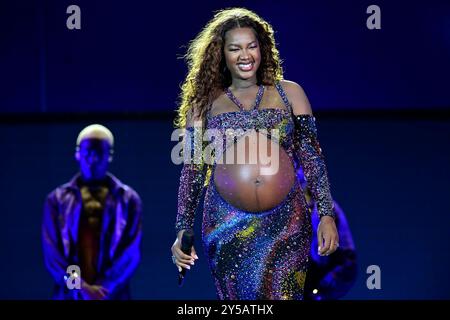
[176,82,334,300]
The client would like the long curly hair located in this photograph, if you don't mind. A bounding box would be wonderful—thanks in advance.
[175,7,284,128]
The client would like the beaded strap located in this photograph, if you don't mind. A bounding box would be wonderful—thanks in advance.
[224,85,265,111]
[274,82,293,114]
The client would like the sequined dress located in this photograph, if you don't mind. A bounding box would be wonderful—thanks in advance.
[175,82,334,300]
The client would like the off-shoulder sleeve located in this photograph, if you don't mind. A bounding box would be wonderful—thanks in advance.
[175,125,209,234]
[293,114,335,219]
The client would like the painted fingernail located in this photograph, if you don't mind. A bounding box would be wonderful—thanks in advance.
[178,267,182,272]
[194,254,199,259]
[187,266,191,270]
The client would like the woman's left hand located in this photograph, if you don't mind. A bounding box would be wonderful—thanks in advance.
[317,216,339,256]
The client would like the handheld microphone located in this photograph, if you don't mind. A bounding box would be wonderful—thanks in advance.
[178,229,195,287]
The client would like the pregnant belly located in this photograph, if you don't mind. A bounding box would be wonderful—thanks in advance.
[213,130,295,212]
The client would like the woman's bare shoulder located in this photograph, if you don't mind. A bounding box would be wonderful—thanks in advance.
[279,80,313,115]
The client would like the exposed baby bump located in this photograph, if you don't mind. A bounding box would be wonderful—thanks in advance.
[214,131,295,212]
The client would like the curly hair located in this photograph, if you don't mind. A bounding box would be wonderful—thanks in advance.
[175,7,284,128]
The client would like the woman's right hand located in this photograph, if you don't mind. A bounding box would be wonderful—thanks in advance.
[171,230,198,272]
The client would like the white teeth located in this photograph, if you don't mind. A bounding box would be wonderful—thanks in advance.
[237,63,253,71]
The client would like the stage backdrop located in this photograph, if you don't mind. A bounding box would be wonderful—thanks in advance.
[1,0,450,113]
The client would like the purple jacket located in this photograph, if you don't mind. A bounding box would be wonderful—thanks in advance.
[42,173,142,300]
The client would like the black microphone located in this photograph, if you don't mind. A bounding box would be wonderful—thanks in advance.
[178,229,195,287]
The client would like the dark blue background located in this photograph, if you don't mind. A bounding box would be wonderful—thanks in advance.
[0,0,449,299]
[2,0,450,113]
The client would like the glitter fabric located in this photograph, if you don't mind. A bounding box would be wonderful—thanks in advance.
[292,115,335,220]
[175,125,208,235]
[175,82,334,299]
